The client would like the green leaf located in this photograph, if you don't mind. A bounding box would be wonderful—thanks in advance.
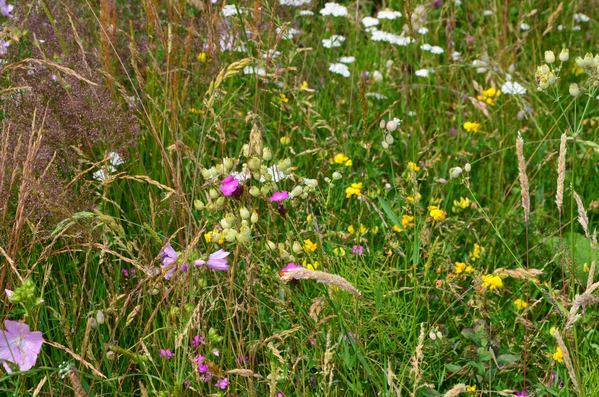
[444,363,462,372]
[497,353,520,366]
[545,232,597,284]
[377,196,402,228]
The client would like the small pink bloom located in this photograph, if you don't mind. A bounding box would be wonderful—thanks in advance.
[194,249,230,271]
[279,262,303,277]
[269,191,289,202]
[215,377,229,390]
[220,175,239,196]
[160,348,174,359]
[352,245,364,256]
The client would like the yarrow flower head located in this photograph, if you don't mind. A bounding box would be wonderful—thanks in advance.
[319,2,348,17]
[194,249,230,271]
[329,63,350,77]
[0,320,44,373]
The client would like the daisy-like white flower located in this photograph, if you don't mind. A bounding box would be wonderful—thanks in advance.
[370,30,413,46]
[329,62,350,77]
[339,56,356,64]
[0,320,44,373]
[361,16,379,29]
[322,35,345,48]
[573,13,590,23]
[415,68,432,78]
[194,250,230,271]
[319,2,347,17]
[501,81,526,95]
[279,0,311,6]
[417,27,429,35]
[377,9,402,20]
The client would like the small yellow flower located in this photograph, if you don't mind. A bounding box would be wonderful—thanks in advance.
[428,205,447,221]
[333,153,352,166]
[302,260,319,271]
[407,161,421,172]
[190,107,205,115]
[300,80,309,91]
[453,197,472,212]
[306,214,313,223]
[466,384,476,392]
[304,239,318,252]
[280,136,291,145]
[402,215,415,228]
[197,51,208,63]
[514,298,528,310]
[359,224,367,234]
[481,274,503,290]
[406,192,422,203]
[347,225,355,234]
[552,346,563,363]
[463,121,481,133]
[333,247,346,256]
[345,182,363,198]
[392,224,402,232]
[469,243,485,262]
[477,86,501,105]
[279,93,289,103]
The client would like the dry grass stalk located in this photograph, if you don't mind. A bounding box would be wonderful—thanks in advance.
[387,361,401,396]
[556,133,567,214]
[227,368,263,378]
[516,134,530,224]
[494,267,542,282]
[322,331,336,390]
[551,329,580,393]
[280,268,361,296]
[410,323,426,397]
[443,383,466,397]
[567,277,599,329]
[572,191,590,239]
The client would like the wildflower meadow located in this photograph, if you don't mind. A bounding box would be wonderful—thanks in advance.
[1,1,599,396]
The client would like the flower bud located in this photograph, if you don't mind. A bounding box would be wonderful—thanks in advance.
[385,134,394,144]
[267,240,276,250]
[290,185,303,198]
[449,166,463,179]
[262,147,272,161]
[379,119,387,129]
[224,228,238,242]
[559,48,569,62]
[386,118,400,132]
[222,157,234,172]
[250,211,259,223]
[544,50,555,64]
[194,199,205,210]
[381,141,389,149]
[96,310,105,325]
[237,227,251,244]
[239,207,250,220]
[464,163,471,172]
[209,188,219,199]
[292,241,302,254]
[569,83,580,97]
[304,178,318,187]
[332,171,342,180]
[248,157,261,171]
[249,186,260,197]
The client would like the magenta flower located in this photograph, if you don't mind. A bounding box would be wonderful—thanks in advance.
[191,335,205,348]
[515,392,529,397]
[0,320,44,373]
[215,377,229,390]
[160,243,180,280]
[160,348,174,359]
[195,354,209,373]
[279,262,303,276]
[269,191,289,202]
[194,249,230,271]
[352,245,364,256]
[220,175,239,196]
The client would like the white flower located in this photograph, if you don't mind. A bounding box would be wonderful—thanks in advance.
[420,43,432,52]
[279,0,311,6]
[483,10,494,16]
[407,111,417,117]
[417,27,429,35]
[93,168,113,182]
[299,10,314,16]
[415,68,432,77]
[370,29,413,46]
[430,46,444,54]
[573,13,590,23]
[339,56,356,64]
[262,49,281,59]
[449,166,463,179]
[451,51,461,61]
[501,81,526,95]
[520,22,530,31]
[329,62,350,77]
[371,70,383,82]
[277,27,300,40]
[377,9,402,20]
[320,2,348,17]
[361,16,379,29]
[366,92,387,100]
[222,4,242,17]
[472,59,488,73]
[108,152,124,166]
[322,35,346,48]
[572,25,581,31]
[243,66,267,76]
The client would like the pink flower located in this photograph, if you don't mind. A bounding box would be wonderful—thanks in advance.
[352,245,364,256]
[215,377,229,390]
[279,262,303,277]
[0,320,44,373]
[195,354,209,373]
[191,335,205,348]
[160,243,180,280]
[220,175,239,196]
[194,249,230,271]
[160,348,174,359]
[269,191,289,202]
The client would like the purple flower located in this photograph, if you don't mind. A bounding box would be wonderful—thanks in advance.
[220,175,240,196]
[0,320,44,373]
[160,243,179,280]
[269,191,289,202]
[121,268,129,278]
[194,249,230,271]
[515,392,529,397]
[279,262,303,277]
[0,40,9,56]
[160,348,174,359]
[215,377,229,390]
[195,354,209,373]
[0,1,14,18]
[191,335,205,348]
[352,245,364,256]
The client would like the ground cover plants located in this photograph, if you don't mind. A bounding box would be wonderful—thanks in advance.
[1,0,598,395]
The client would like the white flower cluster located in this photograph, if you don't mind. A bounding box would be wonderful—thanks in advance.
[370,30,413,46]
[420,43,444,54]
[93,152,124,182]
[322,35,346,48]
[319,2,348,17]
[377,9,402,20]
[279,0,311,6]
[329,63,350,77]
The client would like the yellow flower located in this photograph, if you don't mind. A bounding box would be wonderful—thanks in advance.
[406,192,421,203]
[304,239,317,252]
[452,197,471,212]
[392,225,402,232]
[466,385,476,392]
[302,260,319,271]
[454,262,474,274]
[280,136,291,145]
[481,274,503,290]
[552,347,563,363]
[333,153,352,166]
[469,243,485,261]
[345,182,363,198]
[514,298,528,310]
[477,86,501,105]
[300,80,309,91]
[463,121,481,133]
[428,205,447,221]
[348,225,355,234]
[333,247,346,256]
[407,161,421,172]
[306,214,313,223]
[190,107,205,115]
[204,230,224,245]
[402,215,415,228]
[197,51,208,63]
[279,93,289,103]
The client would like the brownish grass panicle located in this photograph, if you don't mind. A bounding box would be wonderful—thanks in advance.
[443,384,466,397]
[410,323,426,397]
[566,273,599,330]
[572,191,590,240]
[494,267,543,283]
[516,133,530,224]
[280,268,361,296]
[556,133,567,214]
[551,328,580,393]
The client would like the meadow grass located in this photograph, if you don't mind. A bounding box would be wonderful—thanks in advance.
[1,1,598,396]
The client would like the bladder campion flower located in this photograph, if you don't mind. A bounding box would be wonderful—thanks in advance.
[514,298,528,310]
[463,121,480,133]
[428,206,447,221]
[345,182,363,198]
[304,239,317,252]
[481,274,503,290]
[0,320,44,373]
